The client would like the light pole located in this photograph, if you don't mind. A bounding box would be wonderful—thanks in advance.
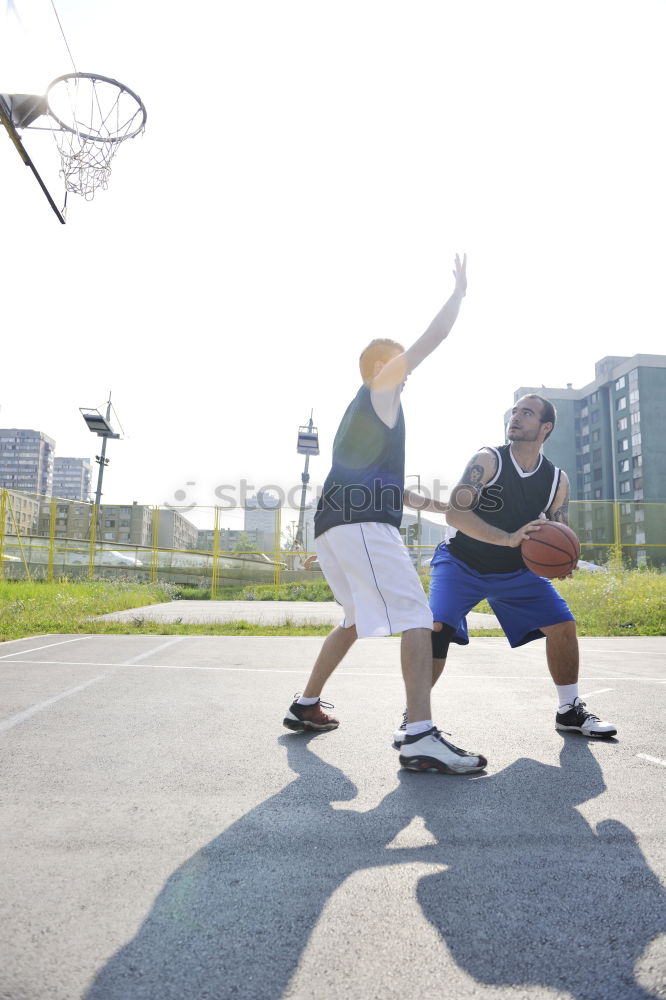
[295,412,319,548]
[80,393,120,537]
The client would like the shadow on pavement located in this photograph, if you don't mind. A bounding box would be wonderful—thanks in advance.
[85,735,665,999]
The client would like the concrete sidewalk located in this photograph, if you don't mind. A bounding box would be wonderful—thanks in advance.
[100,599,501,628]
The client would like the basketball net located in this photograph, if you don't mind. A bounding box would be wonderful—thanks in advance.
[48,74,146,200]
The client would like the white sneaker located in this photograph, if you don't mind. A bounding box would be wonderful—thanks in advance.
[555,697,617,738]
[399,727,488,775]
[392,709,408,749]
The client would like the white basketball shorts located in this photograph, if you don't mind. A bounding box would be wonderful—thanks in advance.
[314,521,433,639]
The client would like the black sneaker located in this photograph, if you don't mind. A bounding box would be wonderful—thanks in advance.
[392,709,408,749]
[555,697,617,738]
[398,727,487,774]
[283,696,339,732]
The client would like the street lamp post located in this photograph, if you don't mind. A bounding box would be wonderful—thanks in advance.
[80,392,120,538]
[295,412,319,549]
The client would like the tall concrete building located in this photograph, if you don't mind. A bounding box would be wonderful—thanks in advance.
[510,354,666,502]
[3,491,41,536]
[0,429,55,496]
[510,354,666,566]
[244,491,281,551]
[157,508,199,550]
[98,503,153,546]
[53,457,92,501]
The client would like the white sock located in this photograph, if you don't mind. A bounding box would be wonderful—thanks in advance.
[297,695,319,706]
[556,684,579,711]
[406,720,434,737]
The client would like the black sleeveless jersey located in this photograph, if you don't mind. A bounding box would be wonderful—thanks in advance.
[446,443,561,574]
[314,385,405,538]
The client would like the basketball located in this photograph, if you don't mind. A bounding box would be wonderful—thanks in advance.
[521,521,581,579]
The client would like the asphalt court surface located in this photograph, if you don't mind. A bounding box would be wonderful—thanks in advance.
[1,632,665,1000]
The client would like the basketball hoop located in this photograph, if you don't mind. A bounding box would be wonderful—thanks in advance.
[45,72,147,200]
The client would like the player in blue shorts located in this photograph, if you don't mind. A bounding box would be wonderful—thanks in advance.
[396,393,617,745]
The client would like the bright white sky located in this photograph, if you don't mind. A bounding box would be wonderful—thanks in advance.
[2,0,665,532]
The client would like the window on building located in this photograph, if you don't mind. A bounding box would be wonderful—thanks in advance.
[592,449,601,463]
[617,417,627,431]
[592,430,600,442]
[591,410,599,423]
[630,411,640,425]
[633,477,643,490]
[583,473,591,484]
[619,480,631,494]
[618,459,629,473]
[633,454,642,468]
[615,396,626,411]
[590,391,599,403]
[593,468,602,481]
[583,462,591,474]
[636,530,646,545]
[629,389,639,405]
[104,519,116,527]
[615,376,626,390]
[594,488,602,499]
[635,509,645,523]
[618,438,629,452]
[631,433,641,448]
[621,503,632,515]
[635,488,644,500]
[582,444,590,454]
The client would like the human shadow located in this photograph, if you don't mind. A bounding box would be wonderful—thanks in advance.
[85,735,665,1000]
[84,733,439,1000]
[412,737,666,1000]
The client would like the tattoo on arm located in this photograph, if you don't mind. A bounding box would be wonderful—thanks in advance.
[452,453,488,511]
[549,502,569,524]
[548,479,570,524]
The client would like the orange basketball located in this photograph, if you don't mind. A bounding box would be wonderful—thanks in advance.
[521,521,581,579]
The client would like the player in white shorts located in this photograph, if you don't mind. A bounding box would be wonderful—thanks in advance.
[283,254,488,775]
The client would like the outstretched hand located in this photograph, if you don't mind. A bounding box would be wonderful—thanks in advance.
[453,253,467,298]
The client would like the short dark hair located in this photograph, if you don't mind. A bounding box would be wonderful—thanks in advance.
[524,394,556,440]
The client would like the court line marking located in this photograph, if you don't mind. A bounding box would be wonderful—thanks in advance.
[1,659,663,683]
[580,688,613,698]
[0,639,188,734]
[0,675,107,734]
[121,637,187,665]
[0,636,91,661]
[637,754,666,768]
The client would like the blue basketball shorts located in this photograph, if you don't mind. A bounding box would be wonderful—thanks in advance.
[429,546,574,649]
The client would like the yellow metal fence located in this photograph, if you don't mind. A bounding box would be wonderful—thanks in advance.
[0,490,664,594]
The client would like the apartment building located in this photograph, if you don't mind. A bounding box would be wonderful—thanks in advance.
[53,457,92,501]
[0,429,55,496]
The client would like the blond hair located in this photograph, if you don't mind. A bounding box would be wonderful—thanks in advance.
[359,339,404,383]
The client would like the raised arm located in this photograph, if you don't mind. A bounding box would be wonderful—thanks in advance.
[445,450,542,547]
[370,254,467,393]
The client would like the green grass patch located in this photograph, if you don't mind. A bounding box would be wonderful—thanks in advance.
[1,565,664,641]
[0,578,176,642]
